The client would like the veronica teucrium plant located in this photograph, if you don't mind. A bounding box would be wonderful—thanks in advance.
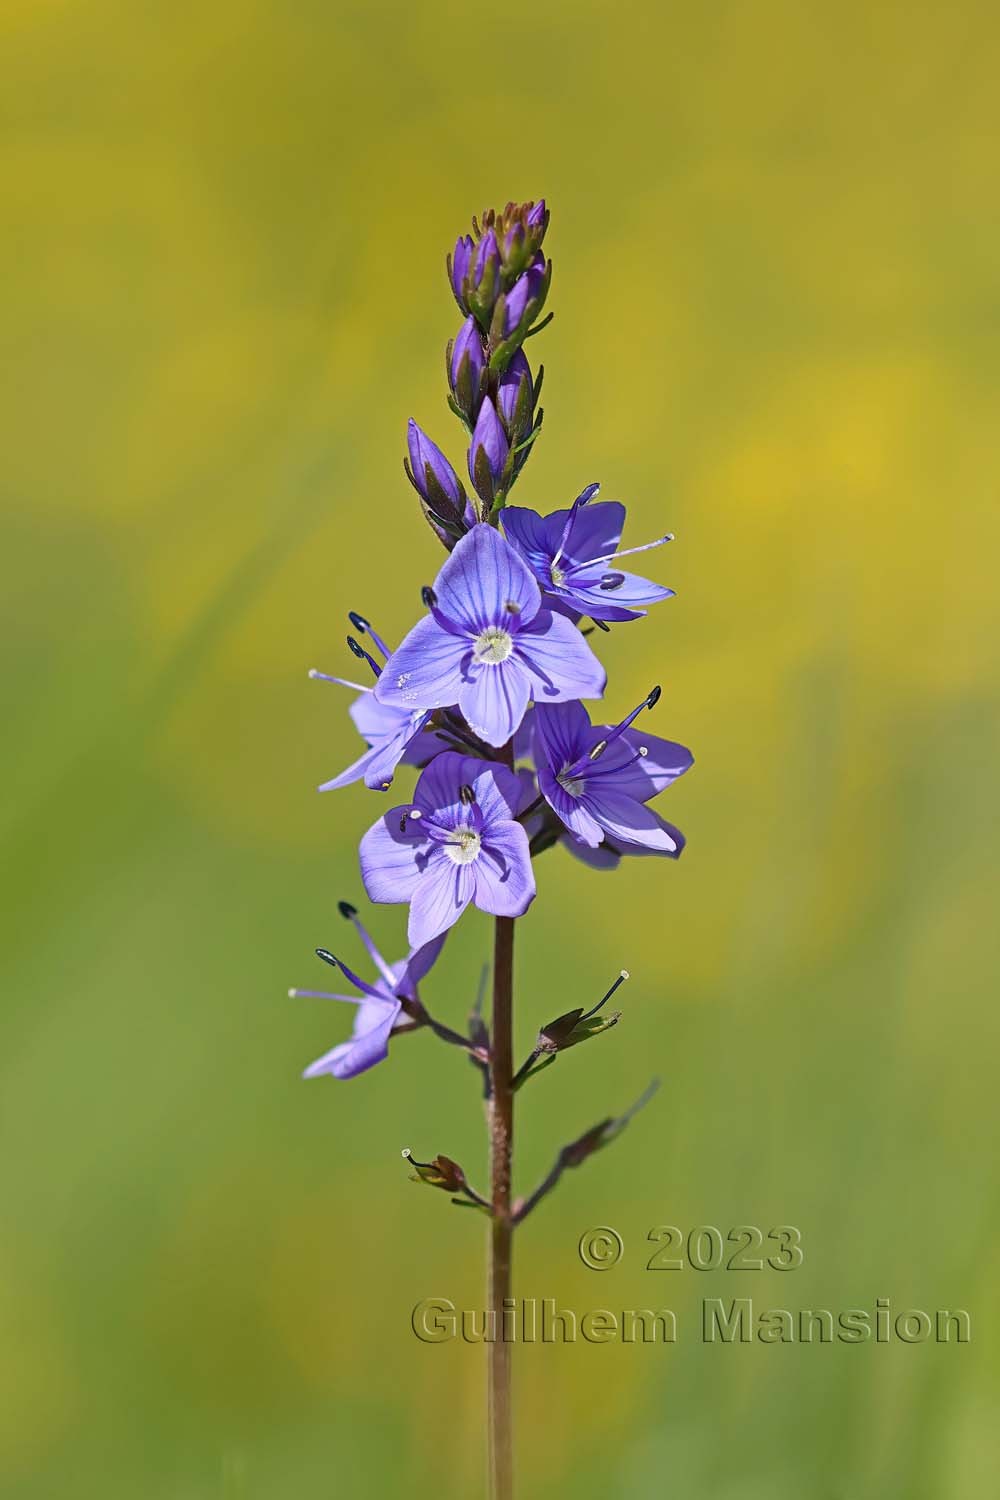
[290,200,693,1498]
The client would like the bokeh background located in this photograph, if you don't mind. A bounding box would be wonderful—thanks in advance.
[3,1,999,1495]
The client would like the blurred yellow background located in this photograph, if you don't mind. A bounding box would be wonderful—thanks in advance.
[2,1,998,1495]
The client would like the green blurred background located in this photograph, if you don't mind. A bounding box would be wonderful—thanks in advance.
[2,1,998,1495]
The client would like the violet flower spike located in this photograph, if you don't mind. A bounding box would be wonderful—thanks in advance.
[532,693,692,854]
[291,913,445,1080]
[359,752,536,947]
[503,485,676,622]
[372,523,607,747]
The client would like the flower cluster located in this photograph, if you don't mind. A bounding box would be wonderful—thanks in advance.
[294,200,692,1084]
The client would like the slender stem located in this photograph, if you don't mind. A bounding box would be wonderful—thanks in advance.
[488,907,516,1499]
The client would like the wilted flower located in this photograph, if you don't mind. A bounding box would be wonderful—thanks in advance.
[359,753,536,945]
[372,523,606,747]
[291,907,445,1080]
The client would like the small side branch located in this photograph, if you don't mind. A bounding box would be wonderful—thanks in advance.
[511,1079,660,1226]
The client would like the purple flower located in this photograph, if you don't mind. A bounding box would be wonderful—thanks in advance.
[468,397,509,501]
[502,484,675,622]
[359,753,536,946]
[532,693,691,854]
[372,523,607,747]
[449,316,486,422]
[291,907,445,1080]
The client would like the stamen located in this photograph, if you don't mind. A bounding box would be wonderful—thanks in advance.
[599,572,626,591]
[581,533,674,569]
[550,483,600,571]
[346,635,382,679]
[316,949,339,970]
[504,599,521,614]
[459,784,476,805]
[308,669,371,692]
[572,691,660,778]
[422,585,438,609]
[347,612,391,660]
[337,898,397,987]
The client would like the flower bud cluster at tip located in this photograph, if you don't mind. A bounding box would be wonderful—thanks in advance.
[406,201,551,546]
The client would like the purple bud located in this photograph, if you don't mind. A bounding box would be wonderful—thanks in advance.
[473,228,500,286]
[468,398,509,497]
[497,349,532,430]
[449,316,486,420]
[503,261,546,337]
[526,199,546,230]
[450,235,473,311]
[407,419,464,507]
[503,221,526,260]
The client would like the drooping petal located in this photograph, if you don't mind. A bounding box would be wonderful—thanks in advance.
[515,610,607,703]
[359,809,425,904]
[538,768,605,847]
[373,614,469,713]
[584,787,685,854]
[472,822,536,917]
[433,522,541,634]
[458,659,532,747]
[361,711,436,791]
[304,996,402,1080]
[318,744,386,793]
[408,852,476,947]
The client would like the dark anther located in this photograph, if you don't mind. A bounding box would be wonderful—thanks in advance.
[504,599,521,614]
[337,900,358,921]
[346,635,365,658]
[599,572,625,591]
[646,685,662,709]
[459,784,476,805]
[316,949,339,970]
[348,611,370,632]
[422,585,438,609]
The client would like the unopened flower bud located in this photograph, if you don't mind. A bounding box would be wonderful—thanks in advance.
[448,234,474,313]
[497,349,533,436]
[467,397,509,504]
[448,316,486,423]
[503,260,547,338]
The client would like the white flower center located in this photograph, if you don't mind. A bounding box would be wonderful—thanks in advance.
[445,826,482,864]
[550,563,567,588]
[472,626,514,665]
[556,765,584,800]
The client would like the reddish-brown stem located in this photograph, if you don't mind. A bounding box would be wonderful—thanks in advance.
[488,910,515,1499]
